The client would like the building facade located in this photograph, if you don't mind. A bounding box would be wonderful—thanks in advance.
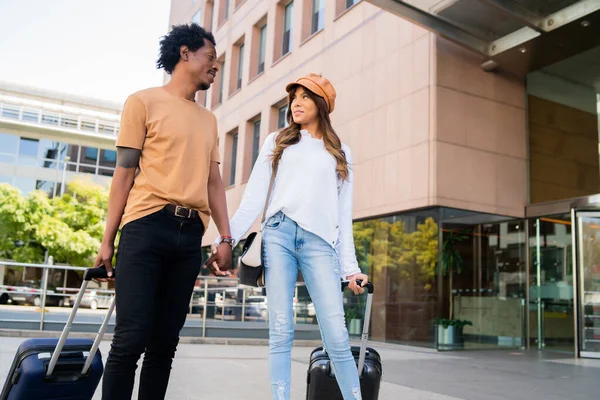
[0,81,120,196]
[169,0,600,357]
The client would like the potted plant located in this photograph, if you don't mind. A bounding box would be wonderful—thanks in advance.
[435,230,472,347]
[434,318,472,347]
[345,306,362,336]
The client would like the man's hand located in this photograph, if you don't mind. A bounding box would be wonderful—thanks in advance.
[204,243,233,276]
[346,273,369,295]
[94,241,115,282]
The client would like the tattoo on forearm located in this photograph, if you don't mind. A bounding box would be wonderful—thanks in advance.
[116,147,141,168]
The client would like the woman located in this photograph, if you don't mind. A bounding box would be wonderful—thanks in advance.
[218,73,368,400]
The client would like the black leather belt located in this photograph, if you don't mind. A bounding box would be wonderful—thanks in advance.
[165,204,201,220]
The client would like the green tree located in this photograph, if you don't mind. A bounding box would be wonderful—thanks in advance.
[0,179,109,266]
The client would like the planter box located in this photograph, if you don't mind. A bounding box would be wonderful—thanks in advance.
[435,325,464,349]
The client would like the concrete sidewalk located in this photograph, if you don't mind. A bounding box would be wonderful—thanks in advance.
[0,336,598,399]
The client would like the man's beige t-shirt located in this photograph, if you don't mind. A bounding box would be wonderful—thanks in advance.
[116,87,220,230]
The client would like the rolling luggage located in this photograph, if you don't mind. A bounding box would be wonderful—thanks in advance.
[306,280,382,400]
[0,267,113,400]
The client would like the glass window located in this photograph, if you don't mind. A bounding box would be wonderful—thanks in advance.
[346,0,359,9]
[98,123,116,134]
[38,139,59,160]
[0,176,13,185]
[98,167,115,177]
[1,106,19,119]
[282,2,293,56]
[311,0,324,34]
[219,60,225,104]
[237,44,244,90]
[528,215,574,351]
[251,120,261,168]
[353,209,440,347]
[258,25,267,74]
[18,137,39,165]
[41,114,58,125]
[60,116,78,129]
[22,110,39,123]
[35,180,56,197]
[193,10,201,25]
[102,150,117,164]
[14,178,36,195]
[229,133,238,186]
[527,45,600,204]
[38,139,60,168]
[278,105,288,129]
[438,208,526,350]
[224,0,230,19]
[58,143,71,160]
[81,120,96,132]
[84,147,98,161]
[0,133,19,154]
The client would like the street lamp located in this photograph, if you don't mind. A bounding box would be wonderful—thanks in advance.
[60,156,70,197]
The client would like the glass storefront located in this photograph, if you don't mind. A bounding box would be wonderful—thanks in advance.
[351,207,528,350]
[349,207,587,353]
[352,209,439,348]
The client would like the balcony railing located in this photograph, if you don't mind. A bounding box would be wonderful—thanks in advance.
[0,101,120,138]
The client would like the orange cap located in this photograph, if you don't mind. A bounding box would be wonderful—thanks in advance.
[285,73,337,113]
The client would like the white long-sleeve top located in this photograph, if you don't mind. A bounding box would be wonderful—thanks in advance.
[223,130,361,279]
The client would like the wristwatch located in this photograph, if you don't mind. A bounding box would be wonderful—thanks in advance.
[219,236,234,247]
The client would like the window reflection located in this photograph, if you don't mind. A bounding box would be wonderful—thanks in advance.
[352,209,439,347]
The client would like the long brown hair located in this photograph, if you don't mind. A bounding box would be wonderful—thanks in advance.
[270,86,349,181]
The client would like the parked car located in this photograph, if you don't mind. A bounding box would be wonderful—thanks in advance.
[68,290,113,310]
[244,295,268,319]
[4,280,66,307]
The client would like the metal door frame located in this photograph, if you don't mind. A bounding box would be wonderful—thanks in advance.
[572,210,600,359]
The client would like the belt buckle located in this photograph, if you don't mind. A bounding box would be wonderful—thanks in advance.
[175,205,192,218]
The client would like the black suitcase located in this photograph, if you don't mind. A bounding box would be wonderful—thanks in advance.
[0,267,113,400]
[306,281,382,400]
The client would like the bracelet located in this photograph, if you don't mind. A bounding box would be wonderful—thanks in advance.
[219,237,234,247]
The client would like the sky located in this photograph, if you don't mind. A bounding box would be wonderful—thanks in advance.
[0,0,172,105]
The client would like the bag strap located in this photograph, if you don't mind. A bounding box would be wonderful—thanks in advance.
[260,165,278,224]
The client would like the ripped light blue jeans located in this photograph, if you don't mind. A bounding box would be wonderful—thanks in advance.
[263,212,362,400]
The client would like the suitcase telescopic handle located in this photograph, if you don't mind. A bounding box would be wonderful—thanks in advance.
[341,280,374,294]
[47,266,115,377]
[83,266,109,281]
[341,279,374,376]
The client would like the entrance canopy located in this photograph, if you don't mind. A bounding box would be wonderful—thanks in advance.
[368,0,600,74]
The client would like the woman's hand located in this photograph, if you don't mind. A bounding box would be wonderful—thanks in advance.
[346,273,369,295]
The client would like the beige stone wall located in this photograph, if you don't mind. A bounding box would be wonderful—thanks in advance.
[434,39,528,218]
[453,296,523,338]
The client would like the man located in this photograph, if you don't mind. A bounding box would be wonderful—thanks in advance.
[94,24,233,400]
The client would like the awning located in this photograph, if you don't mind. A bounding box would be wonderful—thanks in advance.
[367,0,600,74]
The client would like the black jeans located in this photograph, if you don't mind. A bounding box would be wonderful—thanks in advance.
[102,207,204,400]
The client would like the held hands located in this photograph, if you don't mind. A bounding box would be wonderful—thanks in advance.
[93,241,115,282]
[346,273,369,295]
[204,243,233,276]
